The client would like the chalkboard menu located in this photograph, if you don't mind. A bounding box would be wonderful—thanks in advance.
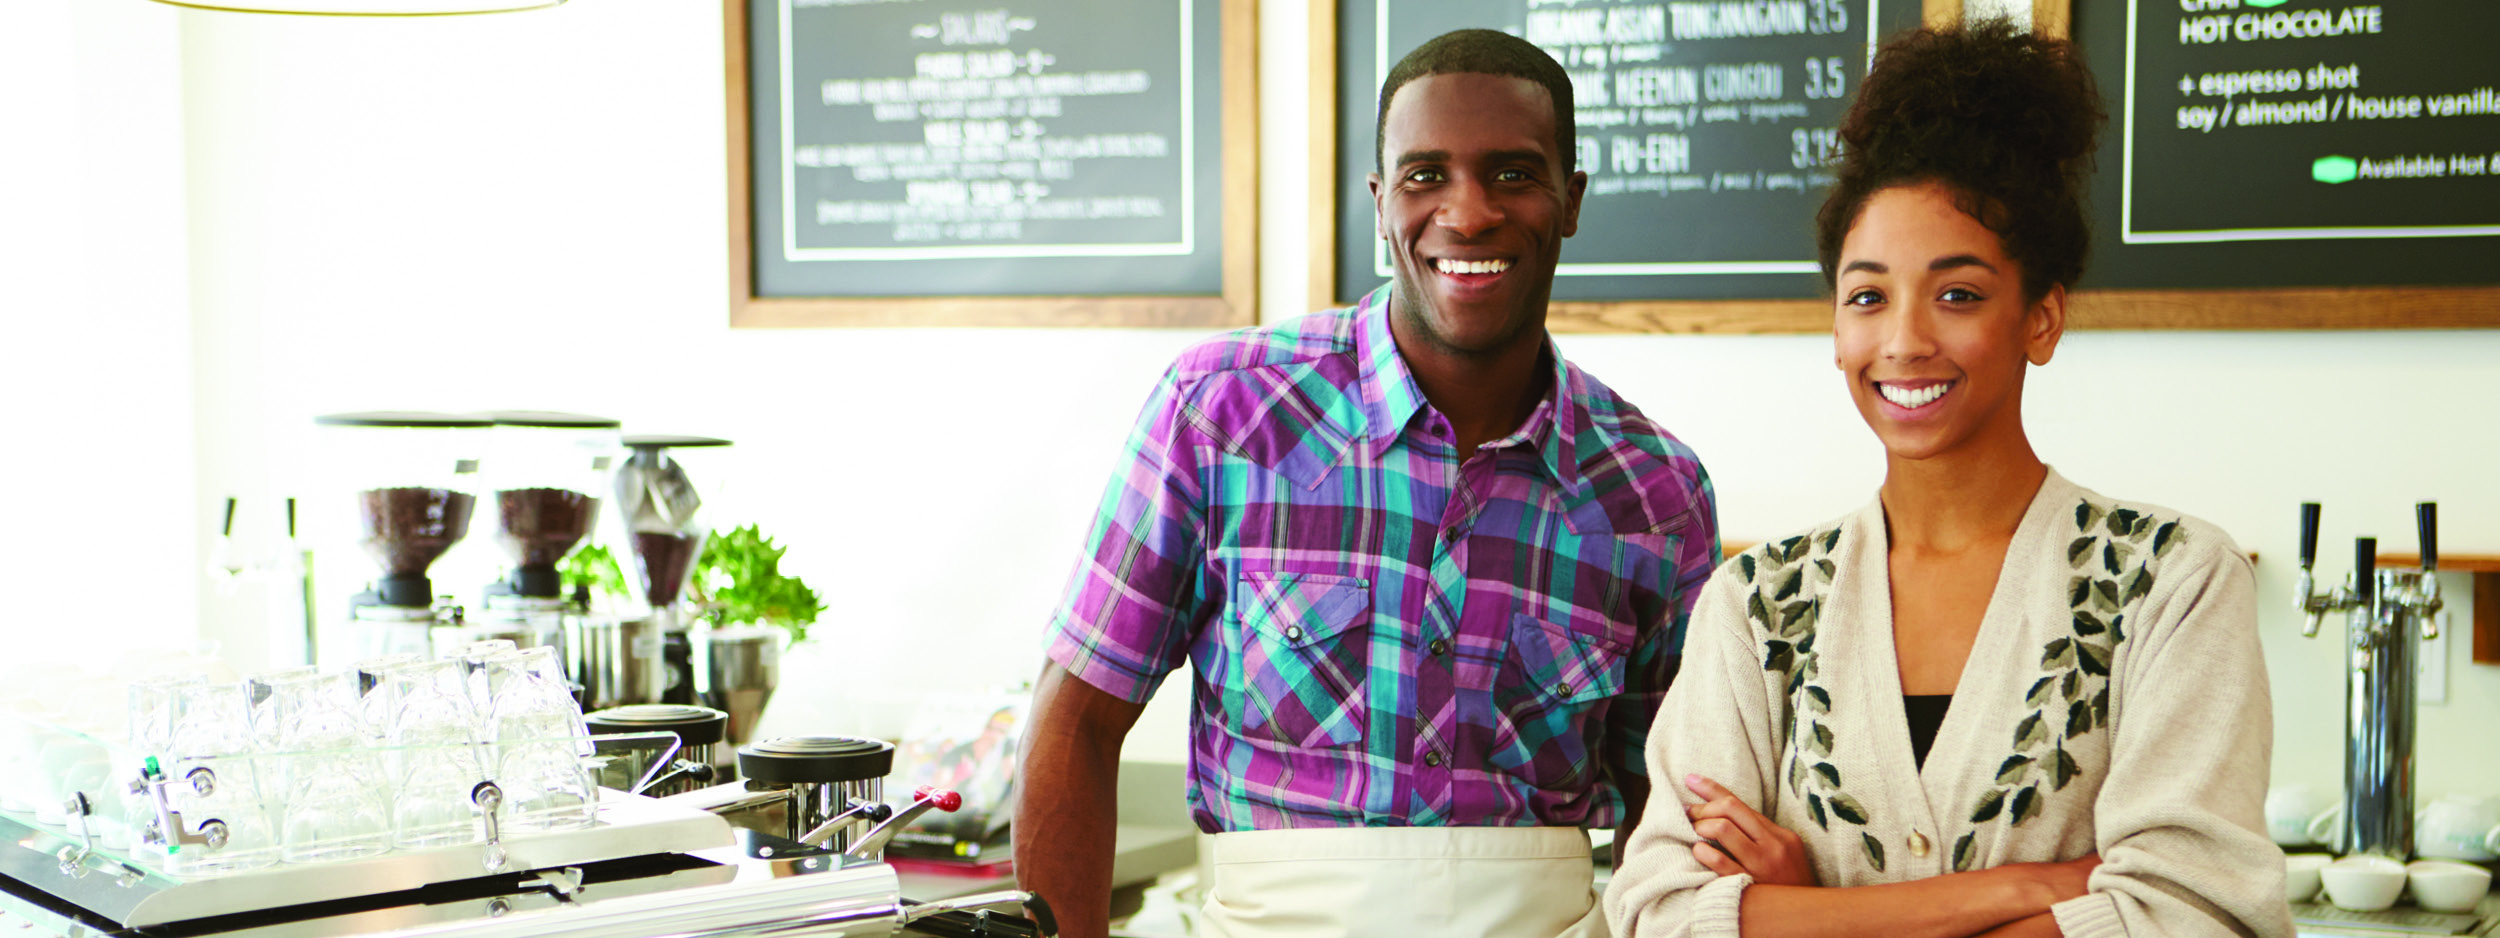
[1326,0,1925,306]
[729,0,1255,328]
[2077,0,2500,294]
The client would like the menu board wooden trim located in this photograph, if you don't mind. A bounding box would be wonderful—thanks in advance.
[727,0,1259,329]
[1306,0,2500,333]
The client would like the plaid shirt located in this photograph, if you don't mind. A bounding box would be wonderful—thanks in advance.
[1046,287,1718,832]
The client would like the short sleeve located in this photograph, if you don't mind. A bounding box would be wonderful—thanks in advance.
[1606,463,1721,777]
[1043,365,1216,703]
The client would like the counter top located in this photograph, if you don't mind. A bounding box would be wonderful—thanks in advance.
[2294,891,2498,937]
[896,824,1199,903]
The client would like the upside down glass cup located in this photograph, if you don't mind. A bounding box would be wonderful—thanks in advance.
[262,670,391,863]
[486,647,595,833]
[161,682,278,875]
[385,658,488,849]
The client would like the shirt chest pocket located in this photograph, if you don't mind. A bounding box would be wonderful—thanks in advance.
[1234,572,1372,751]
[1504,614,1630,709]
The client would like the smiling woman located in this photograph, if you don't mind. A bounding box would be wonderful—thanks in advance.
[1606,20,2294,938]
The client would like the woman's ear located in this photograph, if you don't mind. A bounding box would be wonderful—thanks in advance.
[2026,284,2068,367]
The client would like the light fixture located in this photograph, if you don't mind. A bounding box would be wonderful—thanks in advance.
[145,0,561,14]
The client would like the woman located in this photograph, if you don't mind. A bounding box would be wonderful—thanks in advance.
[1604,22,2291,938]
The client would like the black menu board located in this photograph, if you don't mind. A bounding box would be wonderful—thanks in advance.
[2077,0,2500,291]
[730,0,1253,327]
[1328,0,1926,304]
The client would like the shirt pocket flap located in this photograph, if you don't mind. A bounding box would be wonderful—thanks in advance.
[1510,614,1630,706]
[1237,573,1371,649]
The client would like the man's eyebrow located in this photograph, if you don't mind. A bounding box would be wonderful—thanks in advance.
[1841,259,1886,274]
[1393,149,1451,170]
[1930,254,1997,273]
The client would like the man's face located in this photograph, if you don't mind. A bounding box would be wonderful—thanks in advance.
[1369,73,1586,359]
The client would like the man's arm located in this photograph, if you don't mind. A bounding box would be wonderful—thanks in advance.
[1015,661,1149,938]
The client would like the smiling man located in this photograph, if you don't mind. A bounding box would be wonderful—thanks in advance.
[1016,29,1718,938]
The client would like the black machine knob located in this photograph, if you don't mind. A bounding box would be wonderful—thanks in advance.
[585,704,730,748]
[2417,502,2438,573]
[2299,503,2321,570]
[2355,537,2377,607]
[737,735,896,785]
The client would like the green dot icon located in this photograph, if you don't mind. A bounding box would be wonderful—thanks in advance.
[2313,156,2358,184]
[2247,0,2287,7]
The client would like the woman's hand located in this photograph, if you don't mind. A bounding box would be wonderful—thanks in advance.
[1684,774,1818,887]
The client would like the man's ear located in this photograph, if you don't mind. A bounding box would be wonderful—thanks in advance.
[1368,172,1386,240]
[2026,283,2068,366]
[1561,170,1588,238]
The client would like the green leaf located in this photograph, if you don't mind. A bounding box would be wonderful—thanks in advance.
[695,524,823,643]
[2109,539,2137,571]
[2092,578,2122,613]
[1764,639,1795,673]
[1787,666,1807,695]
[2069,576,2092,608]
[2093,687,2111,728]
[2066,700,2092,737]
[2010,786,2041,825]
[2102,541,2122,575]
[1862,832,1887,871]
[559,543,632,604]
[2055,747,2082,790]
[2077,640,2112,677]
[1779,601,1814,633]
[2067,537,2096,568]
[2153,521,2181,557]
[2106,508,2139,538]
[2073,612,2106,636]
[1804,656,1820,680]
[1798,632,1817,656]
[2061,670,2081,701]
[1739,552,1758,582]
[2123,567,2155,605]
[2076,501,2102,533]
[1829,792,1870,825]
[2014,711,2047,749]
[1778,536,1806,563]
[1952,832,1977,871]
[1809,721,1835,757]
[1813,762,1843,788]
[1821,527,1843,554]
[1996,754,2033,785]
[1808,792,1830,830]
[2040,638,2074,669]
[1970,788,2006,823]
[1775,568,1803,601]
[1748,592,1771,626]
[2109,615,2126,644]
[2024,676,2054,707]
[1807,685,1832,714]
[1816,558,1837,581]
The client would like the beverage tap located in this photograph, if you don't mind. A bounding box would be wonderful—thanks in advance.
[2296,501,2444,859]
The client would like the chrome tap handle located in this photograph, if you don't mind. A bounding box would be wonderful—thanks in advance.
[2354,537,2377,611]
[796,798,893,847]
[842,787,962,862]
[2417,503,2437,573]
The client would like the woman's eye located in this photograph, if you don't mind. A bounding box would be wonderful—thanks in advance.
[1940,287,1984,304]
[1843,289,1883,307]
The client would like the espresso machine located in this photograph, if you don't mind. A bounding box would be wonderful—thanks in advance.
[453,412,623,659]
[315,412,493,662]
[2296,501,2444,860]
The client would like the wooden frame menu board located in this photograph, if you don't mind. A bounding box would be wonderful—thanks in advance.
[728,0,1257,328]
[1310,0,2500,333]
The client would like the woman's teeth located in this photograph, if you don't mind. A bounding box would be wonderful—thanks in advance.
[1878,381,1952,409]
[1435,258,1510,275]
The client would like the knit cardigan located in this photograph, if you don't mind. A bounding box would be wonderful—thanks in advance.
[1606,471,2292,938]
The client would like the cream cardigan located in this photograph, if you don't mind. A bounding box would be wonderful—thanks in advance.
[1606,471,2291,938]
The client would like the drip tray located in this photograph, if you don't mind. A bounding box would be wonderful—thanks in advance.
[2293,901,2490,936]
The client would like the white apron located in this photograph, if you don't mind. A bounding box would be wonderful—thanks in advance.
[1200,826,1611,938]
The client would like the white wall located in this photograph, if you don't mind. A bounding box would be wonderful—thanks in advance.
[15,0,2497,801]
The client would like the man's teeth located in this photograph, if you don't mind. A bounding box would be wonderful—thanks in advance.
[1436,258,1511,275]
[1878,382,1952,409]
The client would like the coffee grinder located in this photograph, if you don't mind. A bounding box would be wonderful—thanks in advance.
[615,435,731,706]
[2296,501,2444,860]
[314,411,492,662]
[455,411,622,659]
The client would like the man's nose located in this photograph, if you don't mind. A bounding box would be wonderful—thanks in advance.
[1435,179,1503,238]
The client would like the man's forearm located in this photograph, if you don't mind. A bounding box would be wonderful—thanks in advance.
[1013,665,1141,938]
[1737,868,2059,938]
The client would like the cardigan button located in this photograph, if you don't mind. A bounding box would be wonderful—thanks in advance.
[1909,831,1931,858]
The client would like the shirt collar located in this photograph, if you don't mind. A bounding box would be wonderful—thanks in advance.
[1350,286,1586,495]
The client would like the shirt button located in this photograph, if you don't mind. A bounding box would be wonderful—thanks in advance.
[1428,639,1450,656]
[1553,682,1572,697]
[1909,831,1931,858]
[1285,626,1303,641]
[1423,751,1443,767]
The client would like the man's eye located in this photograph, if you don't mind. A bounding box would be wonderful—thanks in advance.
[1496,168,1531,182]
[1407,169,1445,183]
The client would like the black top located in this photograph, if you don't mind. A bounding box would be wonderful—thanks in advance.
[1904,695,1954,770]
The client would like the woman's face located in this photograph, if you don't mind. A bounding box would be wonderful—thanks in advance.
[1832,182,2064,463]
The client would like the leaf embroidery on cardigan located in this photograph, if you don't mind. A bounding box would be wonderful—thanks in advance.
[1967,498,2182,833]
[1748,523,1874,845]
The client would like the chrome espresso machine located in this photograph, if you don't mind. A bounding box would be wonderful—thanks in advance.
[2295,501,2444,860]
[0,683,1057,938]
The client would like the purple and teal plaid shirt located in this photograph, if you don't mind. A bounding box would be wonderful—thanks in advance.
[1046,287,1717,832]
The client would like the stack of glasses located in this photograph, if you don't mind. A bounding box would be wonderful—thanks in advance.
[122,641,596,876]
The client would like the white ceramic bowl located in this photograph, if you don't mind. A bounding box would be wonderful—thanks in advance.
[2406,859,2492,914]
[2320,855,2408,911]
[2284,853,2333,902]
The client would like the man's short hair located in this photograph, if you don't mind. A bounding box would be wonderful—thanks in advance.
[1375,29,1577,176]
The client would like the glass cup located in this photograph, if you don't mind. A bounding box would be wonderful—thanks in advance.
[126,674,209,761]
[262,671,390,863]
[385,659,487,848]
[485,647,594,832]
[160,682,278,875]
[353,654,425,744]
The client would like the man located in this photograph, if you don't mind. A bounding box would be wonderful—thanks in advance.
[1017,29,1717,938]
